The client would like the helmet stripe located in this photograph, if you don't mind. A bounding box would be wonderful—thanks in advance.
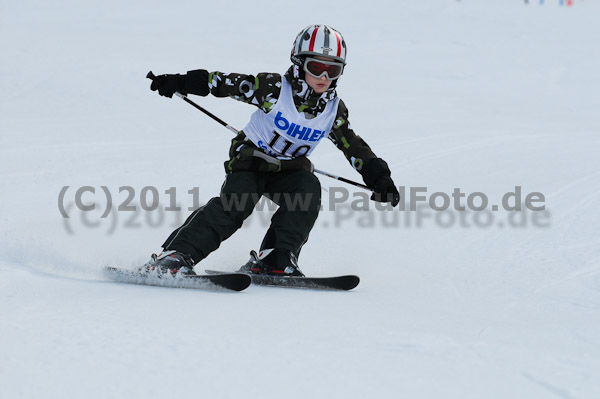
[308,26,319,52]
[334,31,342,58]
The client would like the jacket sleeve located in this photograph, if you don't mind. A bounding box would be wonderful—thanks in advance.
[328,99,379,174]
[207,71,282,113]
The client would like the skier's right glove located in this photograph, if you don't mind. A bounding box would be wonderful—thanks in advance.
[361,158,400,207]
[150,69,210,98]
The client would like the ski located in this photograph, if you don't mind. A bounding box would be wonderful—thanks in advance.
[205,269,360,291]
[104,267,251,292]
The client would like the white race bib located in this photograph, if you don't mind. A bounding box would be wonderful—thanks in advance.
[242,77,340,159]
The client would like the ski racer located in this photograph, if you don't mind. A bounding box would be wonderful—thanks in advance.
[144,24,400,277]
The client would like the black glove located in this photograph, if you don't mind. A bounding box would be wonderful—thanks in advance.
[150,74,183,98]
[361,158,400,207]
[150,69,209,98]
[370,175,400,207]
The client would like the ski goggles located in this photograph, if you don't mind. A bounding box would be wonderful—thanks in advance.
[303,57,344,81]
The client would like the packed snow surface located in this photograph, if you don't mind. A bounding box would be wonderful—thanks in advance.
[1,1,599,398]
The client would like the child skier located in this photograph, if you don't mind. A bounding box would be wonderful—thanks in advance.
[146,24,400,277]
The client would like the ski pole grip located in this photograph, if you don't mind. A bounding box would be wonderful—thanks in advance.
[146,71,156,81]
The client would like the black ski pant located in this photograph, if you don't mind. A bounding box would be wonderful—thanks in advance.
[161,170,321,263]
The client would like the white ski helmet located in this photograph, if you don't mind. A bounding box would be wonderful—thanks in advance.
[291,25,347,66]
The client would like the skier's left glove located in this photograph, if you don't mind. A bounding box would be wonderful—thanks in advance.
[150,69,209,98]
[370,175,400,207]
[361,158,400,207]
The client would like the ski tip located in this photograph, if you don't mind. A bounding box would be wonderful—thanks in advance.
[208,273,252,291]
[104,267,251,292]
[327,275,359,290]
[343,275,360,290]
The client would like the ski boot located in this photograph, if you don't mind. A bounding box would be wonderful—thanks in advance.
[141,250,196,276]
[240,248,305,277]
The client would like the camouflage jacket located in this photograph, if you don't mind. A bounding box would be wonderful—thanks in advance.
[208,65,378,176]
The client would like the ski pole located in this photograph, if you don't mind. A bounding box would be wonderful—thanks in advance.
[147,71,372,192]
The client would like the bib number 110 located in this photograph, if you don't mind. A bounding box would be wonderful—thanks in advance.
[268,131,311,157]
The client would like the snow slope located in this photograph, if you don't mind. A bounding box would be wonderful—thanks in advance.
[1,0,599,398]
